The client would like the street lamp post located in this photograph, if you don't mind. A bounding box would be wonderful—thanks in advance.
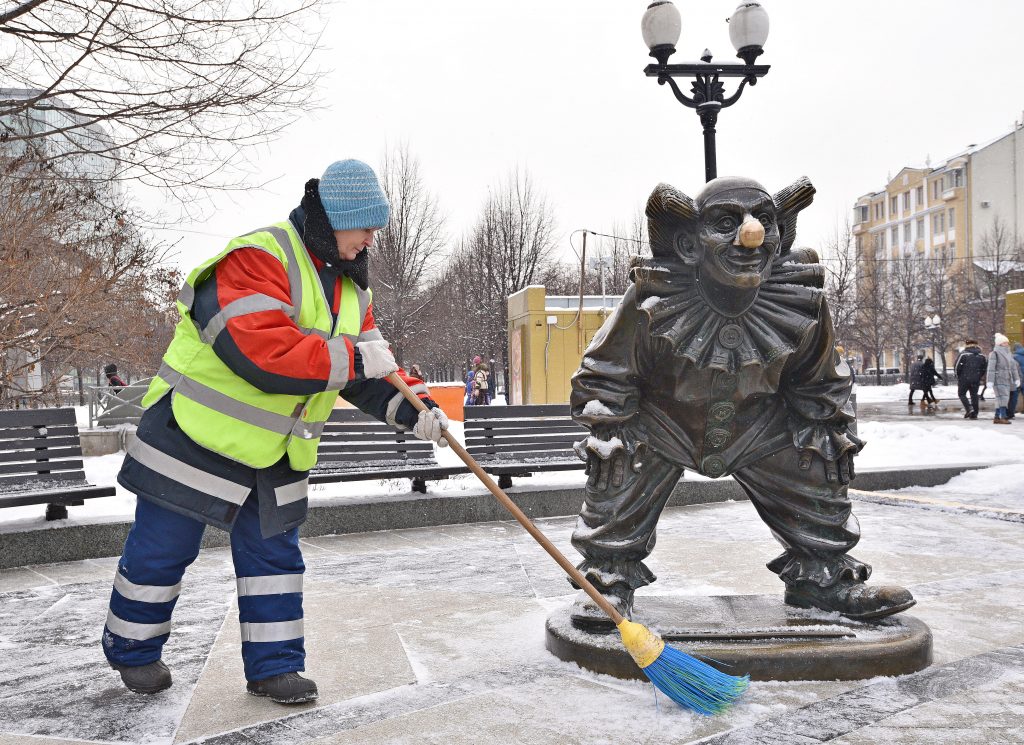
[924,314,942,375]
[641,1,771,182]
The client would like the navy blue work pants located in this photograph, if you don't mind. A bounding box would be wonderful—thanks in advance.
[102,494,305,681]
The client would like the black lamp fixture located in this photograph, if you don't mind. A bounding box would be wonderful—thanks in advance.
[642,1,771,182]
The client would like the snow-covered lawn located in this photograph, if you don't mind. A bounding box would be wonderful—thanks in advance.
[2,415,1021,531]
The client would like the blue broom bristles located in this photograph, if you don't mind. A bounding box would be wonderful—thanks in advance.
[640,643,750,716]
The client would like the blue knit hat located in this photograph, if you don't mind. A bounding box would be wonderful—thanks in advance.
[318,159,390,231]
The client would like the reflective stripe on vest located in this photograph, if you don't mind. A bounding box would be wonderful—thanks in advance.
[127,437,252,504]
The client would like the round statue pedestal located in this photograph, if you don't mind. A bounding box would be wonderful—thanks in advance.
[546,595,932,682]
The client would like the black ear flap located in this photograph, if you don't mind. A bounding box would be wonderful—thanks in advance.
[773,177,816,256]
[646,183,698,263]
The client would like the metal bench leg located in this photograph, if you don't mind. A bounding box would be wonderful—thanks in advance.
[498,474,513,489]
[45,503,68,521]
[412,477,427,494]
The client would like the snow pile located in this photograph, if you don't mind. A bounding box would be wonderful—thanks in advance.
[855,421,1024,468]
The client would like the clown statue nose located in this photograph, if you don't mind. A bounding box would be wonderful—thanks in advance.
[738,218,765,248]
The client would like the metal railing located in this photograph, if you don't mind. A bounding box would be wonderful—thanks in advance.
[87,378,152,428]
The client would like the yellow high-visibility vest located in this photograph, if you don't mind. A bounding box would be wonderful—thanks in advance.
[142,221,374,470]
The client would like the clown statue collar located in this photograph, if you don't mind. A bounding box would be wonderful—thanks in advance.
[631,175,823,377]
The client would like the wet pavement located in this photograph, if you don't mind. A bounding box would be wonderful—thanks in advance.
[1,468,1023,744]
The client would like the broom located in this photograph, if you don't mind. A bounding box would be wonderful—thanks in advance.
[386,373,749,715]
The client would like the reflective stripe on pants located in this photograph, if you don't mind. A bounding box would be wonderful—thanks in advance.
[102,493,305,681]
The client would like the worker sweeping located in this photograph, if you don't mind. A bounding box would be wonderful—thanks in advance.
[100,159,449,704]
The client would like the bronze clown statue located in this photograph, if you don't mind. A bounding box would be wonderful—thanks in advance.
[569,176,914,630]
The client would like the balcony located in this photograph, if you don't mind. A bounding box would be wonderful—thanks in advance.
[942,188,959,201]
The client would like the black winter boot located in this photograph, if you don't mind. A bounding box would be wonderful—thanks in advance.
[784,580,915,620]
[110,660,172,694]
[246,672,318,704]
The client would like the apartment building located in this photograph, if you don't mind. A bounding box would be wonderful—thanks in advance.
[850,121,1024,371]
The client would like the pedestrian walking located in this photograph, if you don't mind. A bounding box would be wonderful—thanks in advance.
[954,340,987,419]
[988,333,1021,424]
[100,159,450,704]
[1009,343,1024,419]
[907,354,925,406]
[919,357,944,407]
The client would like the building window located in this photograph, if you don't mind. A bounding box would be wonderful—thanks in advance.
[903,222,911,242]
[875,202,883,220]
[933,180,941,200]
[890,195,898,214]
[858,205,869,222]
[874,233,885,252]
[948,168,963,188]
[933,212,945,234]
[856,235,864,252]
[946,242,955,262]
[915,185,924,207]
[948,207,955,229]
[916,217,924,238]
[891,226,899,246]
[902,192,910,210]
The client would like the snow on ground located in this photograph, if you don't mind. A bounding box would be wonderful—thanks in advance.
[881,463,1023,510]
[853,383,960,404]
[3,410,1022,530]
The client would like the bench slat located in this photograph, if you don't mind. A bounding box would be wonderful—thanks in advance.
[464,420,586,434]
[0,435,82,452]
[0,484,116,508]
[0,408,77,427]
[316,452,432,464]
[320,432,420,444]
[468,442,581,454]
[318,443,432,455]
[0,459,85,476]
[0,446,83,464]
[463,405,569,420]
[0,425,80,442]
[0,470,89,487]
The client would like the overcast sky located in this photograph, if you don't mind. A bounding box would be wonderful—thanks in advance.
[150,0,1024,275]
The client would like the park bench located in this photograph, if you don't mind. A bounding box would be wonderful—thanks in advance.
[309,407,464,493]
[463,404,587,488]
[0,407,116,520]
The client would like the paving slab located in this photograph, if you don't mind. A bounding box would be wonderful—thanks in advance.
[1,493,1022,744]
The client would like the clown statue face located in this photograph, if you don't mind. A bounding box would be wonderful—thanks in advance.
[694,176,782,315]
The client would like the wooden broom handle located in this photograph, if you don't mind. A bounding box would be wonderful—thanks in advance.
[387,372,624,625]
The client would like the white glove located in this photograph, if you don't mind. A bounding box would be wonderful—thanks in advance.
[356,340,399,379]
[413,406,449,448]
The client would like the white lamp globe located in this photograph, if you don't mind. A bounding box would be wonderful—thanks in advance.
[728,2,769,64]
[642,1,681,65]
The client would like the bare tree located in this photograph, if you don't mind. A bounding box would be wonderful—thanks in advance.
[821,221,858,351]
[461,168,558,375]
[851,256,893,384]
[921,255,972,379]
[889,251,929,377]
[370,144,447,364]
[0,0,326,197]
[972,216,1024,343]
[0,153,179,407]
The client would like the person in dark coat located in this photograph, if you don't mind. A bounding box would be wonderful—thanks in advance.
[919,357,943,406]
[104,364,127,393]
[907,354,924,405]
[954,340,987,419]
